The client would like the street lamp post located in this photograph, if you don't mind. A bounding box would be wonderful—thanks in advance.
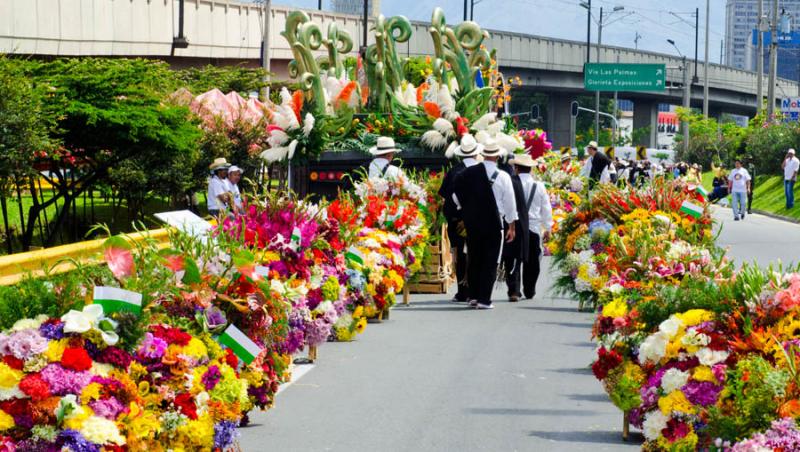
[669,40,691,153]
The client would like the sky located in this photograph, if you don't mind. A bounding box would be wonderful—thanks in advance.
[273,0,728,62]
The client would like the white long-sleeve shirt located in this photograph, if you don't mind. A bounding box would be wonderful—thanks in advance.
[451,161,518,224]
[518,173,553,234]
[368,157,404,180]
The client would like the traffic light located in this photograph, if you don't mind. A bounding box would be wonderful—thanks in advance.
[570,101,579,117]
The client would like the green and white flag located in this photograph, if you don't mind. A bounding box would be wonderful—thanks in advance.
[345,246,364,266]
[695,185,709,201]
[679,200,704,219]
[218,324,262,365]
[290,227,301,246]
[93,286,142,315]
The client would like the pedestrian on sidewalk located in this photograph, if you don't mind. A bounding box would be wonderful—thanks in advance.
[746,159,756,215]
[453,140,518,310]
[503,154,552,301]
[728,159,751,221]
[782,148,799,209]
[439,134,482,303]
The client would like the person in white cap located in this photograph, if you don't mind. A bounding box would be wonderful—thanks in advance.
[368,136,405,180]
[783,148,799,209]
[452,139,518,309]
[439,134,482,303]
[503,154,552,301]
[207,157,231,217]
[225,165,243,214]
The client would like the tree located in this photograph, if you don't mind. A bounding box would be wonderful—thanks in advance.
[744,114,800,174]
[675,108,746,168]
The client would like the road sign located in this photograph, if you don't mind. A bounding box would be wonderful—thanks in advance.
[605,147,615,160]
[560,146,571,155]
[636,146,647,160]
[584,63,666,92]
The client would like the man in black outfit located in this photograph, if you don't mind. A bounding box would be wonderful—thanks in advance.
[502,155,529,302]
[453,140,518,309]
[438,134,482,303]
[587,141,611,184]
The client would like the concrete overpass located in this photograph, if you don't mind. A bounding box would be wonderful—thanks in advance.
[3,0,797,146]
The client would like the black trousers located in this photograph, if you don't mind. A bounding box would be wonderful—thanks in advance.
[505,232,542,299]
[447,222,469,301]
[466,229,503,303]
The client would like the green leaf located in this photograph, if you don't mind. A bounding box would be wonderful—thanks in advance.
[182,257,202,285]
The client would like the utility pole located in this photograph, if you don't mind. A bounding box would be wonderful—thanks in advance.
[261,0,271,100]
[596,6,603,143]
[613,54,620,144]
[694,7,699,82]
[768,0,779,118]
[634,31,641,50]
[757,0,764,113]
[463,0,467,21]
[318,0,322,9]
[720,39,724,64]
[586,0,592,65]
[703,0,710,117]
[682,56,691,153]
[363,0,369,49]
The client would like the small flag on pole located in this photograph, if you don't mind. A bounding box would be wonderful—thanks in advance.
[290,227,301,246]
[695,185,709,201]
[679,200,704,219]
[93,286,142,315]
[254,265,270,279]
[218,324,262,365]
[475,69,485,88]
[345,246,365,266]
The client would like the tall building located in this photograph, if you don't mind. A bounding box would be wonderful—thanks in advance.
[726,0,800,79]
[330,0,380,16]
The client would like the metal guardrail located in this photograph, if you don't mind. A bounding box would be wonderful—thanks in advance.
[0,228,171,286]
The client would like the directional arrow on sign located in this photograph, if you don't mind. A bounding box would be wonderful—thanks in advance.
[656,69,663,75]
[656,80,663,86]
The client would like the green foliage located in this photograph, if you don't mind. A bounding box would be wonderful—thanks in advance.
[403,56,432,87]
[744,114,800,175]
[675,108,746,168]
[0,274,86,329]
[176,65,269,95]
[637,273,734,331]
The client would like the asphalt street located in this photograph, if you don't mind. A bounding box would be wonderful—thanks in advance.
[239,209,798,452]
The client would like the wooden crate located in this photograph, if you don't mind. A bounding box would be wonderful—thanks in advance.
[407,224,454,294]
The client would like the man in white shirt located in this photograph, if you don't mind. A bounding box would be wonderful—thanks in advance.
[728,159,751,221]
[782,148,799,209]
[226,165,243,214]
[207,158,231,217]
[452,140,517,309]
[367,136,405,180]
[504,154,553,301]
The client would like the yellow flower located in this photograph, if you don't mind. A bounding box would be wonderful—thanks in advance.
[183,338,208,360]
[81,383,103,401]
[355,317,367,334]
[44,339,68,362]
[658,390,695,415]
[352,306,364,319]
[692,366,716,383]
[675,309,713,327]
[0,409,14,431]
[602,298,629,318]
[262,251,281,263]
[0,363,22,389]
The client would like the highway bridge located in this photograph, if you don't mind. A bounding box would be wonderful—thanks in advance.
[3,0,797,146]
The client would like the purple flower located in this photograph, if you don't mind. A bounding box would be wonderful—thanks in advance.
[89,397,126,419]
[39,321,65,340]
[214,420,240,449]
[58,430,100,452]
[137,332,168,360]
[202,365,222,390]
[682,381,722,406]
[204,307,227,332]
[40,364,93,395]
[732,418,800,451]
[0,329,48,360]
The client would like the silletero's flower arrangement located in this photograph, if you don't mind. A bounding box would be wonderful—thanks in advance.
[534,152,585,248]
[347,228,408,318]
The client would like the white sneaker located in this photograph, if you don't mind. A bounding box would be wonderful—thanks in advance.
[477,303,494,310]
[468,299,479,308]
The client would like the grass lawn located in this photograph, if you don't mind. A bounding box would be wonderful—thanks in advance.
[701,171,800,221]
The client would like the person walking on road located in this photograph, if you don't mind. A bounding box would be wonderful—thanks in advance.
[782,149,799,209]
[503,154,552,301]
[368,136,405,180]
[728,159,751,221]
[439,134,482,303]
[453,140,518,310]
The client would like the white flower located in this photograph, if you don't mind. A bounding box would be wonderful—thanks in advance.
[302,113,315,137]
[658,316,684,338]
[80,416,126,445]
[661,368,690,393]
[61,304,104,334]
[472,112,498,131]
[639,332,669,364]
[607,283,624,294]
[10,314,48,332]
[642,411,670,441]
[696,348,729,366]
[681,329,711,347]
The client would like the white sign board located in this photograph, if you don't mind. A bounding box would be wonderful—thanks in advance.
[154,210,213,238]
[781,97,800,121]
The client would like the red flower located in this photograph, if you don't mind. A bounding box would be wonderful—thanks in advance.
[61,347,93,372]
[2,356,23,371]
[151,325,192,346]
[591,347,622,380]
[224,347,239,369]
[173,393,198,420]
[18,373,51,401]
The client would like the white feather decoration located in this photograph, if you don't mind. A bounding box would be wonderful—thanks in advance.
[487,120,504,135]
[403,84,417,107]
[444,140,458,159]
[267,129,289,148]
[472,112,498,131]
[279,87,292,105]
[449,78,460,96]
[303,113,315,137]
[287,140,299,160]
[421,130,448,149]
[475,130,491,144]
[260,146,289,163]
[432,117,455,138]
[437,85,455,118]
[274,105,300,130]
[495,132,523,154]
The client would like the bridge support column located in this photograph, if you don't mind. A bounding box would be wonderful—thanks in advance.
[633,99,658,148]
[547,94,575,148]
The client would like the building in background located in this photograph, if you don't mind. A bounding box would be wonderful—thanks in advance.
[726,0,800,80]
[331,0,380,16]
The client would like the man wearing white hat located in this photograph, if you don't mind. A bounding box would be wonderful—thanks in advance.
[207,157,231,217]
[503,154,552,301]
[586,141,611,186]
[452,139,518,309]
[783,148,799,209]
[368,136,405,180]
[439,134,482,303]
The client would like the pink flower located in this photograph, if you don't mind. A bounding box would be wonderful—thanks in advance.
[137,332,168,360]
[105,246,134,279]
[0,329,48,361]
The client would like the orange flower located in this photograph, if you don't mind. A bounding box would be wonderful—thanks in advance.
[780,399,800,418]
[291,90,304,123]
[416,82,429,104]
[423,101,441,118]
[336,81,358,109]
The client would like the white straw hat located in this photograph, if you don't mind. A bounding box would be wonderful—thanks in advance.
[369,136,402,156]
[455,134,483,157]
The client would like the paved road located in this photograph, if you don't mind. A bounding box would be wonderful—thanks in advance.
[239,210,799,452]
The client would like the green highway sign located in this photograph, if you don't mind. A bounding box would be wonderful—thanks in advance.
[584,63,666,92]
